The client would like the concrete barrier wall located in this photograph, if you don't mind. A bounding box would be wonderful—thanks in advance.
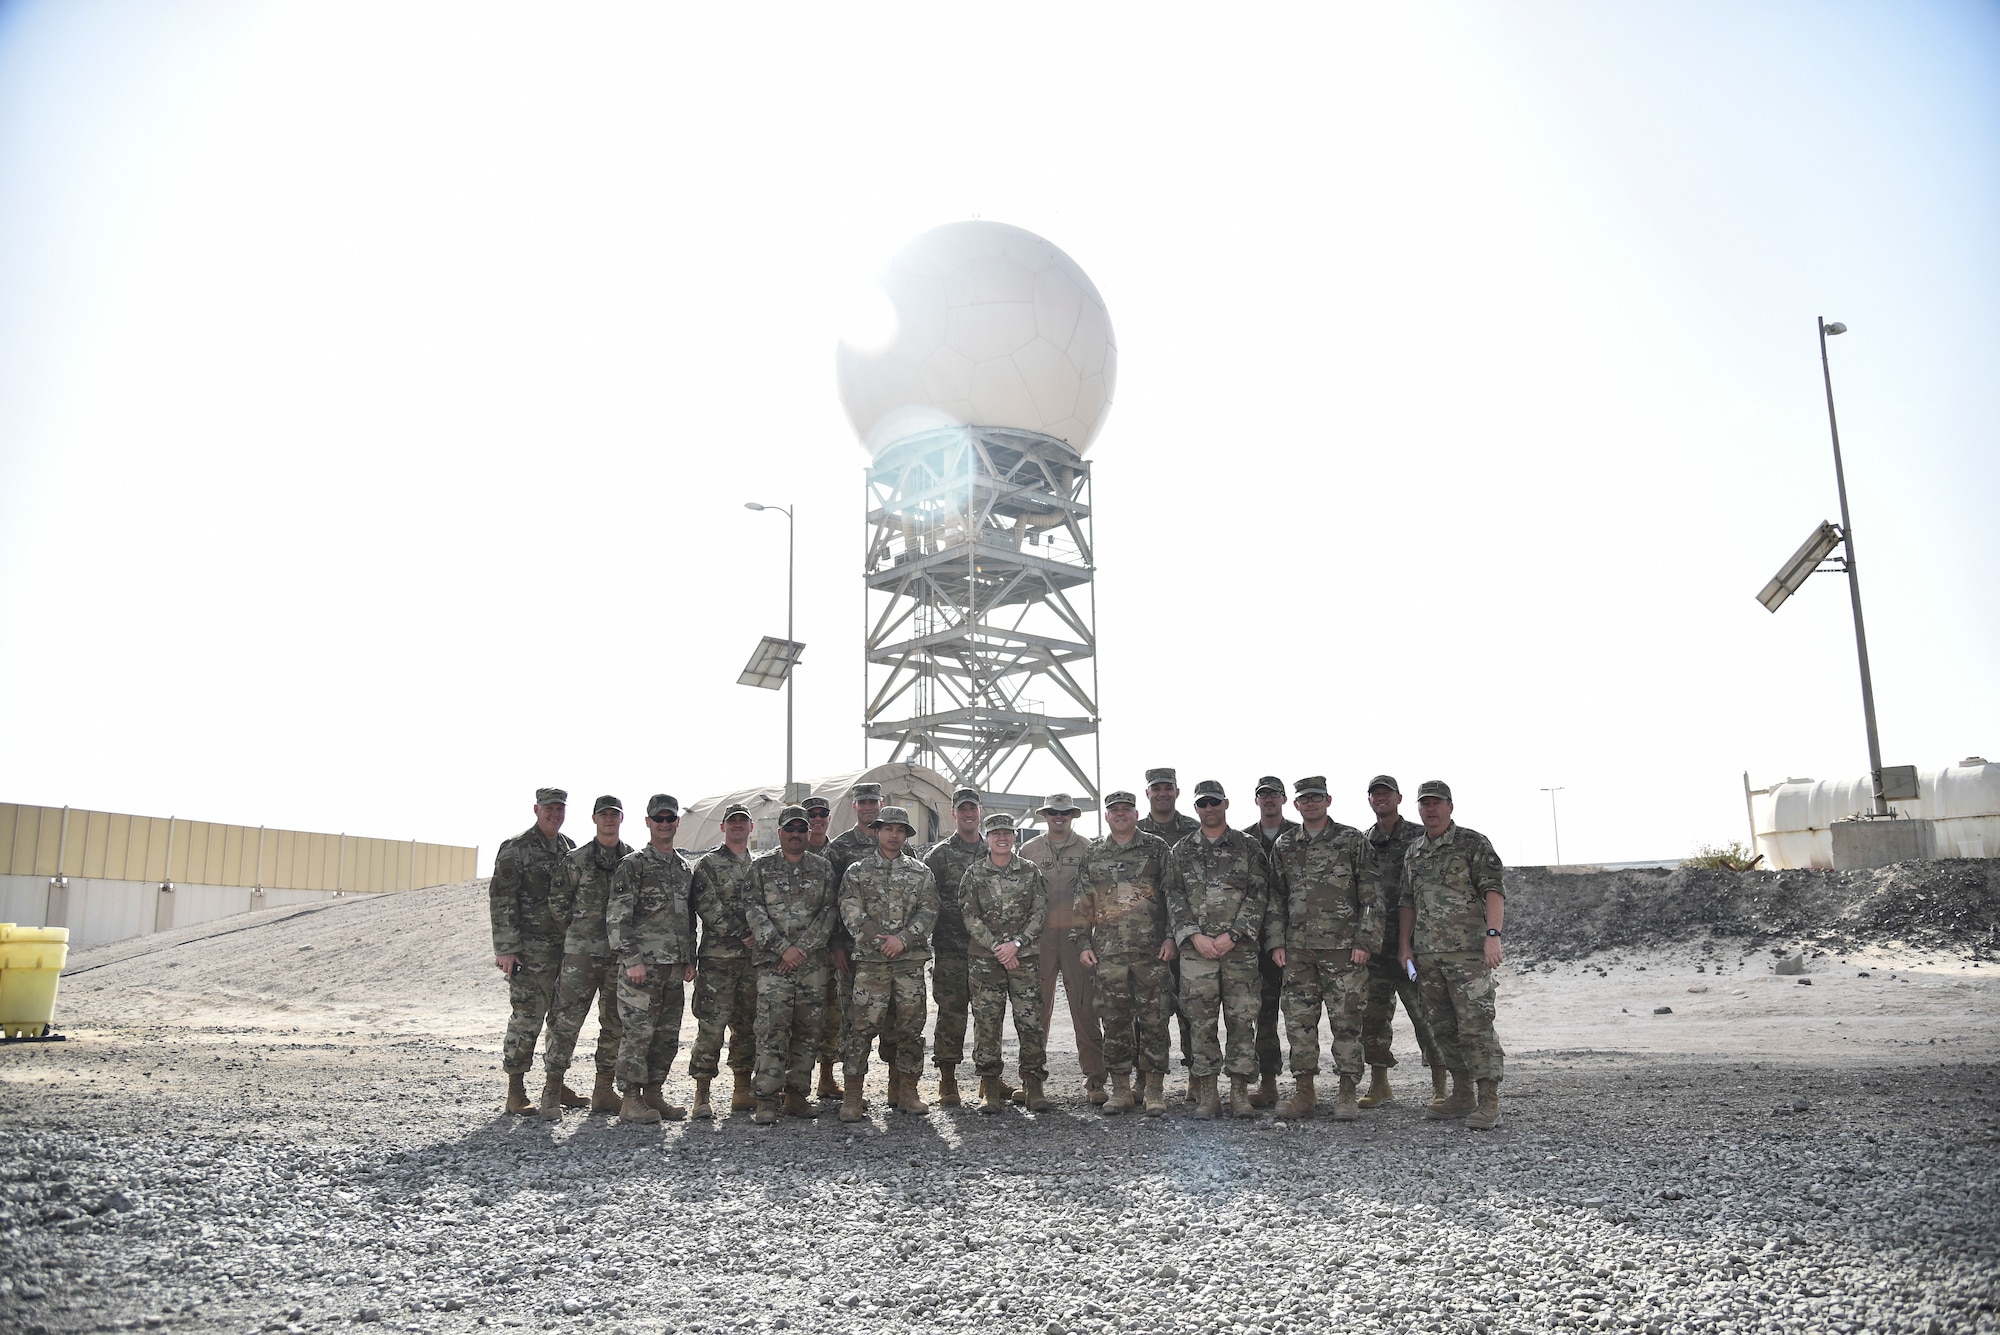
[0,872,370,950]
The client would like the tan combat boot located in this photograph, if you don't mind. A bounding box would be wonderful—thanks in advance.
[817,1060,843,1099]
[895,1071,930,1115]
[1141,1071,1167,1117]
[752,1095,780,1125]
[1085,1075,1108,1106]
[1249,1072,1279,1109]
[1426,1069,1475,1120]
[731,1071,756,1112]
[978,1073,1005,1115]
[936,1068,962,1108]
[1466,1079,1502,1130]
[1430,1066,1449,1105]
[558,1083,589,1108]
[642,1083,686,1121]
[1357,1065,1394,1108]
[1276,1073,1316,1120]
[838,1076,867,1122]
[590,1069,621,1113]
[537,1074,564,1122]
[1102,1072,1134,1116]
[504,1073,533,1115]
[1194,1074,1221,1121]
[619,1087,661,1124]
[1228,1075,1255,1119]
[690,1077,714,1120]
[1021,1076,1049,1113]
[1333,1074,1360,1122]
[783,1088,820,1118]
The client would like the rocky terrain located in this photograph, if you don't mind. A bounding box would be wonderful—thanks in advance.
[1,872,1996,1335]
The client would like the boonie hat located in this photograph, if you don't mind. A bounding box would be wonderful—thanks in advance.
[1103,790,1138,809]
[535,787,568,806]
[719,802,753,821]
[1255,776,1285,796]
[851,782,884,802]
[1416,780,1453,802]
[982,812,1018,834]
[1366,775,1401,794]
[646,794,680,819]
[1193,780,1226,801]
[593,794,623,815]
[1144,768,1178,787]
[777,804,810,825]
[870,806,918,835]
[1038,793,1082,815]
[1292,776,1329,798]
[952,787,981,807]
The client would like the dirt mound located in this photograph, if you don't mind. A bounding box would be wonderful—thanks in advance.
[1504,859,2000,961]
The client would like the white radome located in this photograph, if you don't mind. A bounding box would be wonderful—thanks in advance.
[836,221,1117,457]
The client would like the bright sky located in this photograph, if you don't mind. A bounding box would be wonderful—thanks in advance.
[2,1,1994,873]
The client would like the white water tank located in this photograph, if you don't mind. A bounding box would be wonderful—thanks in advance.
[1749,758,1999,868]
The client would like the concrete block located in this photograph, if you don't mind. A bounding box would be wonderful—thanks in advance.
[1830,817,1936,870]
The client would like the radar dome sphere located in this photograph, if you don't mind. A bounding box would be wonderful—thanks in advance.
[836,221,1117,457]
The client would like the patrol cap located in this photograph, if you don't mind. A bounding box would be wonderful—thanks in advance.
[850,782,884,802]
[1292,776,1329,798]
[1103,790,1138,809]
[1255,775,1285,796]
[1416,779,1453,802]
[982,812,1018,834]
[803,796,832,815]
[777,804,810,826]
[951,787,982,808]
[535,787,568,806]
[1366,775,1401,795]
[646,794,681,819]
[719,802,753,822]
[869,806,918,835]
[592,794,623,815]
[1038,792,1082,815]
[1144,768,1178,788]
[1193,780,1226,801]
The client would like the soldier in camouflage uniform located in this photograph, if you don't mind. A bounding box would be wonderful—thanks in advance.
[1163,780,1271,1120]
[538,796,631,1114]
[688,802,760,1119]
[921,788,986,1108]
[817,782,883,1100]
[838,807,939,1122]
[1356,775,1443,1109]
[489,787,577,1114]
[1266,777,1381,1121]
[962,813,1051,1113]
[1073,791,1176,1116]
[603,794,696,1125]
[1242,776,1301,1109]
[1138,767,1201,1093]
[1397,780,1507,1131]
[743,805,837,1125]
[1021,793,1107,1107]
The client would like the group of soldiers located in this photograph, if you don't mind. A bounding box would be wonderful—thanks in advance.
[487,768,1508,1130]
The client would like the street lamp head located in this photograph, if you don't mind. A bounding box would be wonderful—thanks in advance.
[1825,322,1848,335]
[744,502,766,512]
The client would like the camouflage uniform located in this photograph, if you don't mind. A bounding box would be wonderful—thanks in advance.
[1020,824,1104,1084]
[1267,823,1381,1079]
[689,846,758,1080]
[743,847,838,1098]
[820,824,879,1065]
[1243,816,1301,1078]
[1361,815,1440,1071]
[1139,809,1201,1066]
[1163,827,1270,1079]
[838,852,939,1080]
[542,838,632,1078]
[606,843,695,1091]
[1404,822,1506,1082]
[961,856,1050,1081]
[489,824,575,1074]
[1072,830,1174,1076]
[921,833,985,1070]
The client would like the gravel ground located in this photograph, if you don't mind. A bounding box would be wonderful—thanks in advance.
[4,880,1998,1335]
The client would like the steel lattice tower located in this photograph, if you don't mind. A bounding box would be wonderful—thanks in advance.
[862,425,1101,814]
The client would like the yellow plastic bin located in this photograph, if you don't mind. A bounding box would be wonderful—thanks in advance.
[0,924,70,1039]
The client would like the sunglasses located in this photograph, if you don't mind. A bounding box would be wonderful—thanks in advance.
[1194,797,1224,809]
[779,821,810,833]
[649,811,680,822]
[804,808,830,818]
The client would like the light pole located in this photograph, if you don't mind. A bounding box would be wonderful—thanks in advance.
[1817,318,1889,816]
[1539,787,1564,867]
[745,501,795,788]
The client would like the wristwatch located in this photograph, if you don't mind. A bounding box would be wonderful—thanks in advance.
[1226,929,1243,944]
[1486,928,1503,938]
